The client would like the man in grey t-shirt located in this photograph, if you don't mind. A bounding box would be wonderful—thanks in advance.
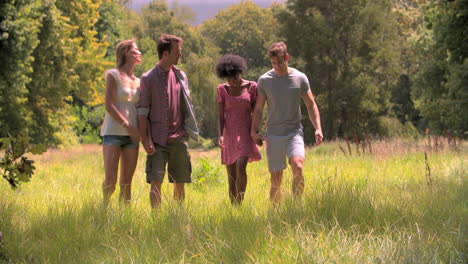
[251,42,323,204]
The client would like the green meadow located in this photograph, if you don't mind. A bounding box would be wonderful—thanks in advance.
[1,140,467,263]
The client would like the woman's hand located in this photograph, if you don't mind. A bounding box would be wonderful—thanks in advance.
[122,121,140,143]
[218,136,225,148]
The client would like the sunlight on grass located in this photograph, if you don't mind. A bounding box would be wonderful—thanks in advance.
[1,141,467,263]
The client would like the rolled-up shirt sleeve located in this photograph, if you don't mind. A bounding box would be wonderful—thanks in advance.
[137,76,150,116]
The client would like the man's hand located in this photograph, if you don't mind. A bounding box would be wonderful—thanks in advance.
[142,138,156,155]
[251,131,264,146]
[315,129,323,146]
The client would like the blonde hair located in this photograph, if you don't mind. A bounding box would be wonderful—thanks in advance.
[116,39,136,68]
[267,42,288,59]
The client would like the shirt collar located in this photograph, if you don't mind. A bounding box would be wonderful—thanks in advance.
[155,63,181,74]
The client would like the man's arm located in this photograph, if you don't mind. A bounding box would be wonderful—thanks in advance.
[302,91,323,145]
[251,94,266,144]
[137,77,155,155]
[138,115,155,155]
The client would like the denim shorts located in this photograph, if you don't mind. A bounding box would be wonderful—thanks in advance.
[102,135,139,149]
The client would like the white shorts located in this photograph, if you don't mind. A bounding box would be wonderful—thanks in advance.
[265,131,305,172]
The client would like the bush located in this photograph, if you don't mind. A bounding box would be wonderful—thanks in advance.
[191,158,223,191]
[189,136,216,150]
[72,105,104,144]
[378,117,421,139]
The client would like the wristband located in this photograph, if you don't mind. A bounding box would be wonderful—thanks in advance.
[121,120,129,128]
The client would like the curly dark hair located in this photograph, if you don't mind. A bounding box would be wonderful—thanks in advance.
[215,55,247,79]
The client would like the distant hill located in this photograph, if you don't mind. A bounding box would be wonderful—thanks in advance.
[128,0,285,26]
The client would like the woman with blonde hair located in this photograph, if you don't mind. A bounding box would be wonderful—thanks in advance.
[100,39,141,203]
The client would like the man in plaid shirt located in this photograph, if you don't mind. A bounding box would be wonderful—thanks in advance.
[138,34,199,208]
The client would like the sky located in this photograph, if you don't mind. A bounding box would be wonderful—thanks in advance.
[128,0,286,25]
[130,0,284,5]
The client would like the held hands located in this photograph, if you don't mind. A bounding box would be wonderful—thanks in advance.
[315,129,323,146]
[251,131,264,147]
[122,120,140,142]
[142,137,156,155]
[126,126,140,143]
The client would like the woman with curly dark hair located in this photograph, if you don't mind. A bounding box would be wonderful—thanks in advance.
[216,54,261,204]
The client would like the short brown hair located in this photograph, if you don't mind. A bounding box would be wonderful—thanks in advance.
[116,39,136,68]
[267,42,288,59]
[157,34,183,59]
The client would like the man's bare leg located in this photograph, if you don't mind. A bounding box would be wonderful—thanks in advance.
[290,156,305,197]
[174,183,185,202]
[270,171,283,204]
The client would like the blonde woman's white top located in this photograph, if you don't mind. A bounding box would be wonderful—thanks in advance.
[100,69,140,136]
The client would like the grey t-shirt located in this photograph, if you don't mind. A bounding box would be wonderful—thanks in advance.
[257,68,311,136]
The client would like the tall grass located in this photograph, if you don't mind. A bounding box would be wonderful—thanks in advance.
[1,141,467,263]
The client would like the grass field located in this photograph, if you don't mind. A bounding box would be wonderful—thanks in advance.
[1,140,467,263]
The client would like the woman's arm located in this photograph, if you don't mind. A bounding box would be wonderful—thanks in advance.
[217,101,225,147]
[105,72,139,141]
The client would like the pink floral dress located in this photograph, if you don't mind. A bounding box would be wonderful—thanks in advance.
[217,81,262,165]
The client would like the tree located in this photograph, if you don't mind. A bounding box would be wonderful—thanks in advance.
[201,0,278,81]
[0,0,109,146]
[275,0,402,140]
[0,0,43,140]
[413,0,468,136]
[391,74,420,125]
[170,0,196,25]
[391,0,427,127]
[96,0,134,58]
[184,45,220,139]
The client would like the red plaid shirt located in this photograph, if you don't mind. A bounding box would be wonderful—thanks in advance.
[137,64,185,146]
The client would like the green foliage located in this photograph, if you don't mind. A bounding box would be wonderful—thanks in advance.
[391,74,421,126]
[170,0,196,24]
[0,0,109,147]
[2,0,465,148]
[188,136,216,150]
[378,117,421,139]
[138,0,205,56]
[95,0,133,58]
[191,158,223,190]
[72,105,104,144]
[275,0,402,140]
[201,0,278,81]
[413,0,468,137]
[390,1,426,129]
[0,0,43,140]
[184,51,220,139]
[0,134,45,189]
